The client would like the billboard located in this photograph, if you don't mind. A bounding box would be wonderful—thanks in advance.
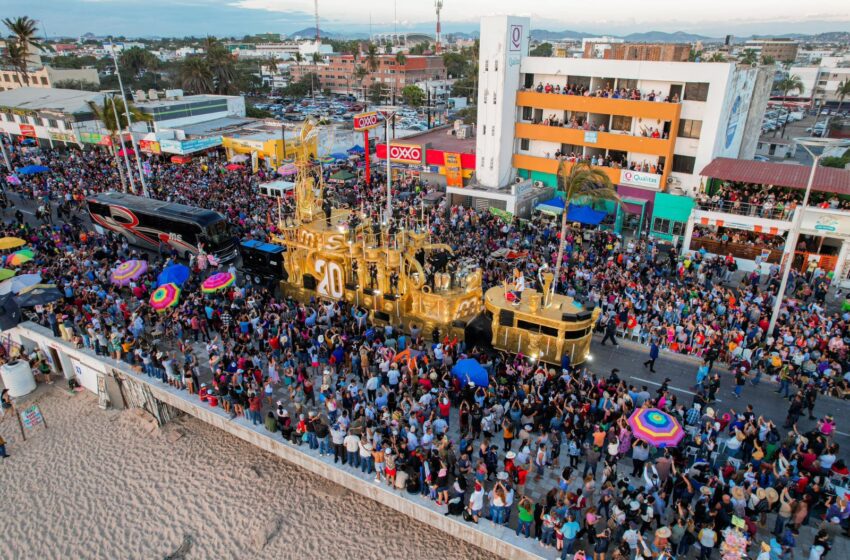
[353,111,380,131]
[444,152,464,187]
[620,169,661,190]
[19,124,36,138]
[376,143,423,164]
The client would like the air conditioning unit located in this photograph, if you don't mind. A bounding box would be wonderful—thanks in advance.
[533,180,544,188]
[514,177,523,184]
[666,175,681,185]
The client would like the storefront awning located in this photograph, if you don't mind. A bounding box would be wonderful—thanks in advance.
[701,157,850,195]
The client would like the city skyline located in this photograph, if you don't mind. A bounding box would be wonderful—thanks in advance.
[1,0,848,39]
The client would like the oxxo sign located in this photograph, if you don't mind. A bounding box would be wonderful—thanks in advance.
[353,111,380,131]
[620,169,661,190]
[388,144,422,164]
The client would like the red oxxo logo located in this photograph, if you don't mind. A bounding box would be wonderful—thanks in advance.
[389,144,422,162]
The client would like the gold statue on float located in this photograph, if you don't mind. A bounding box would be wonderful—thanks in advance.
[270,119,484,340]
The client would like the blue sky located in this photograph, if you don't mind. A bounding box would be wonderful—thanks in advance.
[1,0,848,38]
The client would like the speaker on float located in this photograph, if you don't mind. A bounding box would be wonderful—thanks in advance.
[498,310,514,326]
[302,274,317,290]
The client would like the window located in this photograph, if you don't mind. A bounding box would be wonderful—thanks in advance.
[483,88,488,103]
[40,76,48,85]
[491,126,495,136]
[520,138,530,151]
[522,106,532,121]
[484,60,489,71]
[482,125,486,135]
[684,82,710,101]
[611,115,632,132]
[492,93,497,104]
[672,221,685,236]
[480,156,485,167]
[678,119,702,139]
[489,157,494,170]
[3,74,9,82]
[494,60,498,72]
[652,218,671,234]
[672,154,696,174]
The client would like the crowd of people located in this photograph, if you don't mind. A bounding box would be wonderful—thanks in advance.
[529,82,680,104]
[1,138,850,560]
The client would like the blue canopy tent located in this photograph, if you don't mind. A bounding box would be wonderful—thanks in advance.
[347,145,365,154]
[535,197,608,226]
[17,165,49,175]
[329,152,349,161]
[451,358,489,387]
[157,264,190,287]
[20,138,36,146]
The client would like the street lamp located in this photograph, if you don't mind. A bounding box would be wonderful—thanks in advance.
[375,105,399,223]
[108,42,149,197]
[767,136,850,335]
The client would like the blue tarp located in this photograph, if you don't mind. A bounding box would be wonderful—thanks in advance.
[451,358,489,387]
[157,264,190,287]
[329,152,349,160]
[347,145,365,154]
[17,165,49,175]
[536,198,607,226]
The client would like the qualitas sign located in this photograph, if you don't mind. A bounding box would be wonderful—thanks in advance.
[353,111,381,131]
[620,169,661,190]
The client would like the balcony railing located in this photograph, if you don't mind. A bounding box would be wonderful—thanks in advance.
[516,91,682,121]
[515,122,671,157]
[694,199,793,221]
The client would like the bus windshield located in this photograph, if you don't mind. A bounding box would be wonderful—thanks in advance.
[205,220,232,248]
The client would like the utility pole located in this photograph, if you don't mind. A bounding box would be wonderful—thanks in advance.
[110,93,136,194]
[434,0,443,54]
[314,0,320,44]
[109,43,149,197]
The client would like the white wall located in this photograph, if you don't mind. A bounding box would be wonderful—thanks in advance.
[475,15,530,188]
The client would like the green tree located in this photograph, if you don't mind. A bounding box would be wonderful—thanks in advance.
[442,51,469,79]
[395,52,407,66]
[365,42,379,73]
[2,16,44,86]
[455,105,476,124]
[367,82,385,105]
[740,49,758,66]
[775,74,804,137]
[401,84,425,107]
[87,96,150,194]
[246,104,274,118]
[204,36,236,94]
[409,42,430,55]
[688,49,704,62]
[120,46,157,78]
[762,54,776,65]
[708,52,727,62]
[820,149,850,169]
[353,65,368,100]
[529,42,553,57]
[179,55,213,93]
[836,79,850,115]
[551,161,619,304]
[52,79,100,91]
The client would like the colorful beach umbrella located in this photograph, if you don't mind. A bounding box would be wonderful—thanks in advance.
[157,264,190,287]
[150,283,181,312]
[5,175,21,186]
[117,148,135,157]
[0,273,42,295]
[0,268,15,281]
[329,152,349,161]
[451,358,489,387]
[628,407,685,448]
[201,271,235,293]
[0,237,26,250]
[224,163,244,171]
[110,259,148,286]
[17,165,49,175]
[6,248,34,266]
[319,156,335,165]
[277,163,297,176]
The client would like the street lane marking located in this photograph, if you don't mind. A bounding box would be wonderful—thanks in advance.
[630,376,722,403]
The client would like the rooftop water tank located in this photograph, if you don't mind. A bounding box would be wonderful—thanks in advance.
[0,359,36,398]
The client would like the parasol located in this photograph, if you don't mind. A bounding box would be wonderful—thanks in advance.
[157,264,190,287]
[0,237,26,250]
[6,248,34,266]
[14,286,63,307]
[201,271,235,293]
[6,175,21,185]
[224,163,244,171]
[628,407,685,448]
[393,348,424,371]
[0,268,15,281]
[277,163,297,176]
[117,148,135,157]
[329,152,349,161]
[150,283,181,312]
[17,165,49,175]
[451,358,489,387]
[110,259,148,286]
[230,154,249,163]
[0,273,42,295]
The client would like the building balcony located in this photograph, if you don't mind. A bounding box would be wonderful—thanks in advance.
[516,91,682,121]
[515,122,672,157]
[512,153,623,184]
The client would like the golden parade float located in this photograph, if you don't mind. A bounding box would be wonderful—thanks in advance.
[270,120,484,340]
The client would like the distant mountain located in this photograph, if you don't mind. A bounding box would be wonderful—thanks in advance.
[286,28,369,40]
[622,31,716,43]
[530,29,587,41]
[529,28,849,45]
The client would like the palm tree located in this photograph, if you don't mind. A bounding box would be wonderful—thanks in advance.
[550,161,619,305]
[836,79,850,115]
[3,16,44,86]
[366,42,379,74]
[204,36,236,95]
[120,46,157,79]
[180,56,213,94]
[775,74,804,137]
[353,64,368,101]
[708,52,726,62]
[87,97,150,194]
[740,49,758,66]
[311,51,322,99]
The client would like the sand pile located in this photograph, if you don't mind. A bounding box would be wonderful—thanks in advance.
[0,387,495,560]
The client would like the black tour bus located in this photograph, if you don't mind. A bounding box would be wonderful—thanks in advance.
[87,192,238,262]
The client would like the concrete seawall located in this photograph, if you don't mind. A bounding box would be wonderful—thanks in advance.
[6,323,543,560]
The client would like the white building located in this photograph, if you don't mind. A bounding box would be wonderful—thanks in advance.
[131,90,246,131]
[467,15,771,218]
[0,87,106,147]
[789,58,850,109]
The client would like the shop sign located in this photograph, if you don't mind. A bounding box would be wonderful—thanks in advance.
[387,144,422,164]
[801,209,850,237]
[353,111,380,131]
[79,132,104,144]
[160,136,222,155]
[620,169,661,190]
[19,124,37,137]
[584,131,598,144]
[444,152,463,187]
[49,131,77,143]
[139,139,161,154]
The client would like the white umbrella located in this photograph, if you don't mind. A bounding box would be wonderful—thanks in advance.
[230,154,250,163]
[0,273,42,295]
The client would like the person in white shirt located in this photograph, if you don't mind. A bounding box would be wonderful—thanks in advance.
[468,482,485,522]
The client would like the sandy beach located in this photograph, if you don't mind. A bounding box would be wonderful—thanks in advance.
[0,386,496,560]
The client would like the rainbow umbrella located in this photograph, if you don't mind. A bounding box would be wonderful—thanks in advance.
[110,259,148,286]
[0,268,15,281]
[0,237,26,250]
[277,163,297,176]
[319,156,335,165]
[201,271,235,293]
[628,408,685,448]
[150,283,181,312]
[6,248,34,266]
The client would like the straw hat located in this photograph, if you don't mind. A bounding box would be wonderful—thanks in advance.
[731,486,745,501]
[756,488,767,501]
[506,451,517,460]
[655,527,672,539]
[765,487,779,505]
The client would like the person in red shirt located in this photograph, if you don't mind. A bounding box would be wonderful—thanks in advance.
[248,393,262,426]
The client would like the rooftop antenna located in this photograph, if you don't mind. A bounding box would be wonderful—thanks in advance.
[314,0,320,44]
[435,0,443,54]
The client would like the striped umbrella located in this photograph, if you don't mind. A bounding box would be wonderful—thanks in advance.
[110,259,148,286]
[150,283,181,312]
[201,271,236,293]
[6,249,34,266]
[628,407,685,448]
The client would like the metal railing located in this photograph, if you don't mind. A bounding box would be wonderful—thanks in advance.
[695,199,794,221]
